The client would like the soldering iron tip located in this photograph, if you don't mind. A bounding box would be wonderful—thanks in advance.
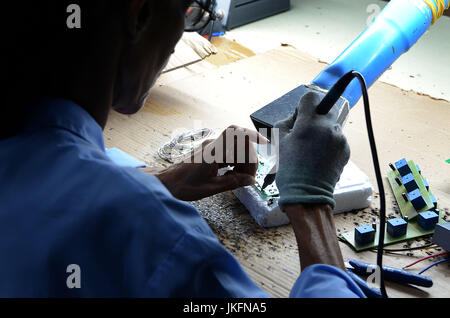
[261,174,276,190]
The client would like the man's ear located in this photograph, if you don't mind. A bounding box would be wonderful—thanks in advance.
[127,0,153,43]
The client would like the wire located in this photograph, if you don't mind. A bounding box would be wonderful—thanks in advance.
[340,238,437,254]
[403,251,450,269]
[381,243,437,252]
[208,20,215,42]
[354,71,388,299]
[418,258,450,275]
[321,71,388,298]
[157,128,215,163]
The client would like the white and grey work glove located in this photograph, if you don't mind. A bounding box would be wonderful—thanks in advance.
[274,92,351,209]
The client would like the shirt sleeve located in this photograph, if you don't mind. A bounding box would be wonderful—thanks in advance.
[290,264,366,298]
[141,226,270,298]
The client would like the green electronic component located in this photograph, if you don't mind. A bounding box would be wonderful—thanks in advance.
[339,211,446,252]
[387,160,434,219]
[446,159,450,164]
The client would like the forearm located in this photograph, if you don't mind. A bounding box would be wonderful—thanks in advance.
[285,203,345,271]
[150,164,186,198]
[141,165,185,198]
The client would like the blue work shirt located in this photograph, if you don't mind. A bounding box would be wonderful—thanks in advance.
[0,99,365,298]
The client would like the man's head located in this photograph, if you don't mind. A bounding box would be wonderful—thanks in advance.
[3,0,192,138]
[112,0,192,114]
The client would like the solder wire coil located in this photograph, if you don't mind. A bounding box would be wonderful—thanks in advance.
[158,128,215,163]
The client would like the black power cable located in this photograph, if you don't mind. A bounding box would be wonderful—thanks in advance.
[317,71,388,298]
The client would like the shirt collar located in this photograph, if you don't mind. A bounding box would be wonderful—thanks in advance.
[25,98,105,151]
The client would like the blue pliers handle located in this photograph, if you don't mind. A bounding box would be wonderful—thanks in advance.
[346,269,383,298]
[348,259,433,288]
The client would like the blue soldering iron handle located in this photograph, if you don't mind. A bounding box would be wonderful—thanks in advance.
[312,0,434,108]
[349,260,433,288]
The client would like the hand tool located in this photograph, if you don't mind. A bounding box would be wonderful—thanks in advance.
[345,259,434,298]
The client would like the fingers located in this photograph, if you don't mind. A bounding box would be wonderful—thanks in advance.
[274,111,296,140]
[296,91,341,121]
[210,171,256,194]
[200,126,265,166]
[290,91,344,138]
[296,91,322,117]
[222,126,266,165]
[224,125,269,145]
[258,90,342,144]
[218,126,268,163]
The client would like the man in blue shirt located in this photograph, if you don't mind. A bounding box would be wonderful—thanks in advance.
[1,0,364,297]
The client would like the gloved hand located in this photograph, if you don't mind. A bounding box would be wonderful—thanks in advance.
[274,91,351,209]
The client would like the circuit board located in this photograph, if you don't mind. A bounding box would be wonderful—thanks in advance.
[386,160,434,219]
[254,154,279,198]
[339,211,446,252]
[239,152,373,227]
[339,159,444,252]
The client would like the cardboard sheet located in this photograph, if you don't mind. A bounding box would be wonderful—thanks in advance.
[104,45,450,298]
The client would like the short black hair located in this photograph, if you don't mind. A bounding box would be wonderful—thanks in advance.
[1,1,123,139]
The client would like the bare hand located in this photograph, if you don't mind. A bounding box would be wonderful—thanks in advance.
[150,125,268,201]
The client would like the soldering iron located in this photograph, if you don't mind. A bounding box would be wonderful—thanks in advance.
[253,0,449,298]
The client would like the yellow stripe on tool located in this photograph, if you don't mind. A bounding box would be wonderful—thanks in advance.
[423,0,449,24]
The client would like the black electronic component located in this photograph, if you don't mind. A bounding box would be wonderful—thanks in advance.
[387,218,408,238]
[402,192,408,202]
[418,211,439,230]
[401,173,419,193]
[433,222,450,251]
[408,189,427,211]
[355,225,376,245]
[395,158,412,177]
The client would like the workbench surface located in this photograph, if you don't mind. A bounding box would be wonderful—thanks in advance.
[104,39,450,298]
